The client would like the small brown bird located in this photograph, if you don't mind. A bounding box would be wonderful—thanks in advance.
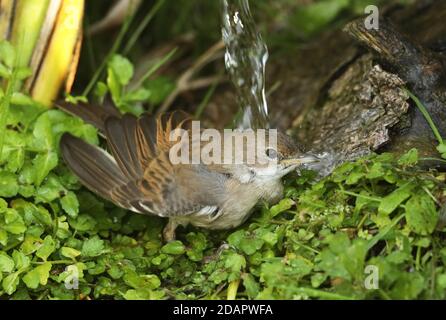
[58,101,317,241]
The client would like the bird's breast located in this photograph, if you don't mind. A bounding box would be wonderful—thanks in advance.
[183,178,284,230]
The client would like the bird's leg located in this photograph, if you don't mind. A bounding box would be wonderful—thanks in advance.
[163,219,178,242]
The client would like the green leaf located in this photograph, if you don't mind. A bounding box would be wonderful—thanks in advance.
[405,193,438,235]
[60,247,81,260]
[227,230,245,248]
[438,144,446,154]
[366,162,386,179]
[32,112,54,150]
[242,273,259,299]
[22,262,52,289]
[269,198,294,218]
[12,199,53,227]
[398,148,418,166]
[107,263,124,279]
[3,209,26,234]
[256,228,278,246]
[81,236,105,257]
[32,152,58,186]
[292,0,350,36]
[122,288,163,300]
[346,170,364,185]
[12,250,30,270]
[69,214,97,232]
[0,171,19,197]
[225,253,246,273]
[36,235,56,261]
[2,272,20,295]
[0,63,10,78]
[15,67,32,81]
[143,77,175,105]
[0,41,16,68]
[239,237,264,255]
[0,229,7,246]
[0,252,15,273]
[124,88,151,102]
[109,55,134,86]
[161,241,185,255]
[35,175,65,203]
[378,182,415,215]
[390,272,425,299]
[185,232,207,261]
[107,67,122,103]
[11,92,34,106]
[0,198,7,212]
[60,191,79,218]
[123,270,161,290]
[94,81,108,99]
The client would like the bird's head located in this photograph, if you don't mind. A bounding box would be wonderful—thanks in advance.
[219,130,319,181]
[244,131,319,180]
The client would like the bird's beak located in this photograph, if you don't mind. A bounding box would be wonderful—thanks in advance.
[280,154,320,166]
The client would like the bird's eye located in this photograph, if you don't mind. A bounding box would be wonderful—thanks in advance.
[266,148,278,160]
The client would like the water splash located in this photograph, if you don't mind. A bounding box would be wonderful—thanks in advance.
[221,0,269,129]
[220,0,338,178]
[302,152,340,179]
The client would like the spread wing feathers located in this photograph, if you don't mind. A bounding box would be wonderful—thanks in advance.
[104,114,143,179]
[104,110,192,179]
[61,133,154,213]
[60,133,136,204]
[61,110,221,217]
[55,98,121,134]
[61,111,211,218]
[61,133,213,217]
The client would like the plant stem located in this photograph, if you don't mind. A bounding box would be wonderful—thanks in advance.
[420,157,446,164]
[295,287,355,300]
[415,246,421,271]
[82,12,135,97]
[367,214,405,251]
[195,75,220,119]
[290,239,320,254]
[378,289,392,300]
[227,280,240,300]
[0,69,17,157]
[405,89,444,144]
[123,0,166,55]
[340,190,382,203]
[132,47,177,89]
[32,260,76,265]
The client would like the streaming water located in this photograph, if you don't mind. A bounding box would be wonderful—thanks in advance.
[221,0,269,129]
[220,0,336,177]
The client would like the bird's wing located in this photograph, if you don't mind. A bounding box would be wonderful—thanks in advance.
[103,110,221,216]
[55,96,121,134]
[60,133,144,208]
[103,111,192,180]
[61,112,222,218]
